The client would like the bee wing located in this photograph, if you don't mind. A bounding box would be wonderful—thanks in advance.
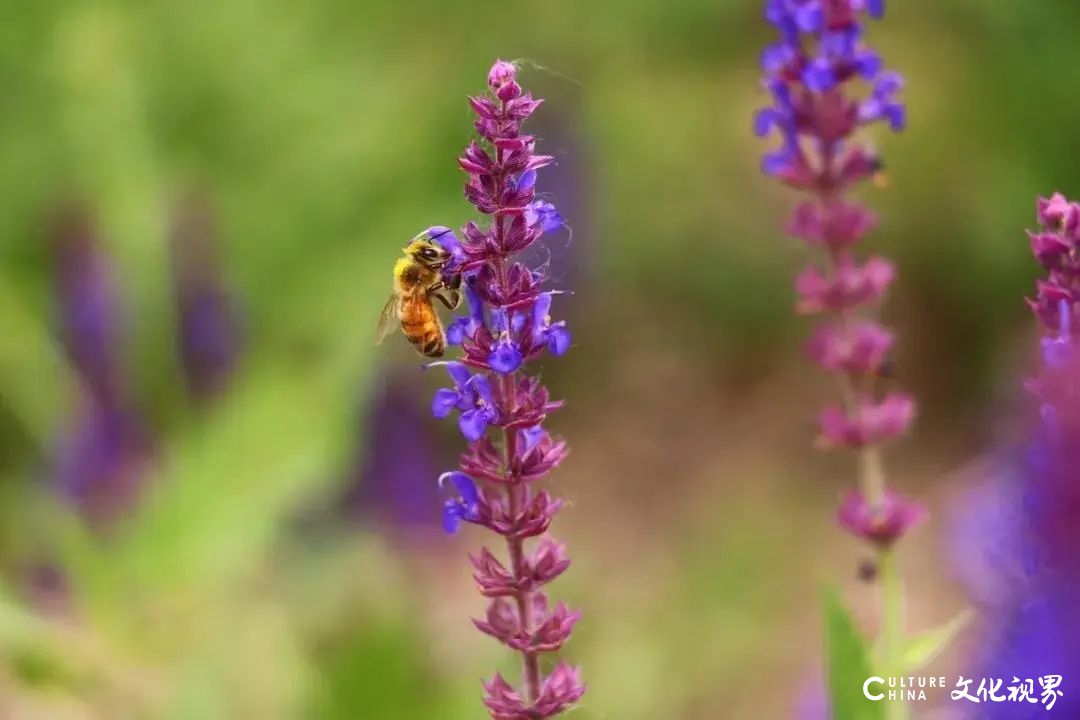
[375,294,401,345]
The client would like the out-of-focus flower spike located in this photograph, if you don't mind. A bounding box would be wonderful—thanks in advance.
[50,204,125,406]
[755,0,920,545]
[169,193,243,401]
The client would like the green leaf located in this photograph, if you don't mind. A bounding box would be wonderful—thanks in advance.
[824,587,884,720]
[901,610,973,672]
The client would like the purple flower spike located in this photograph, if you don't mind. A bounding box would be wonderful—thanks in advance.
[957,193,1080,717]
[837,490,924,547]
[425,61,583,718]
[49,204,154,524]
[756,0,918,600]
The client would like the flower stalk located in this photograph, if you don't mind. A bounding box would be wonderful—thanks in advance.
[429,60,583,720]
[754,1,919,711]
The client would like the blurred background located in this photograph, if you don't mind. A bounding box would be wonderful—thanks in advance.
[0,0,1077,717]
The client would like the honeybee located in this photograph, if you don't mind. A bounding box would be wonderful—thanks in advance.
[375,229,461,357]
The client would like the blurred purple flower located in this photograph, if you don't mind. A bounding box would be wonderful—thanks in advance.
[429,60,584,718]
[343,375,441,532]
[49,205,154,523]
[949,193,1080,717]
[50,206,124,406]
[169,194,242,401]
[818,393,915,448]
[53,403,153,523]
[807,321,892,375]
[794,257,895,315]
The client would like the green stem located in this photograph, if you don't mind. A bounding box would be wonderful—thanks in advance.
[879,547,907,720]
[860,444,905,718]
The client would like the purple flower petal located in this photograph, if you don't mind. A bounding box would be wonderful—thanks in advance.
[446,318,469,346]
[762,149,793,176]
[516,169,537,192]
[520,425,544,453]
[855,50,882,80]
[793,3,822,32]
[760,44,793,75]
[490,307,510,333]
[432,388,460,418]
[753,108,782,137]
[885,104,906,131]
[547,325,571,356]
[525,201,564,234]
[444,361,472,387]
[427,225,457,247]
[490,341,523,374]
[443,501,463,534]
[877,71,904,96]
[459,409,490,441]
[470,374,496,407]
[802,59,836,92]
[533,293,553,325]
[441,471,480,506]
[821,29,856,58]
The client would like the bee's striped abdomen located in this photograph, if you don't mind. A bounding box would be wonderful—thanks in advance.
[400,294,445,357]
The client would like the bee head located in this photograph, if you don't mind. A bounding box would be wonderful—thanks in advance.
[405,235,451,269]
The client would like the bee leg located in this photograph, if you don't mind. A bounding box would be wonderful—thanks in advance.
[445,273,463,308]
[432,286,462,310]
[429,274,462,310]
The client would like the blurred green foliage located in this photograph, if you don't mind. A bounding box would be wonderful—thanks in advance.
[0,0,1076,717]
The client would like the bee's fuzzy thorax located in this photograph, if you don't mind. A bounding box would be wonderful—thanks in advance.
[392,255,432,293]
